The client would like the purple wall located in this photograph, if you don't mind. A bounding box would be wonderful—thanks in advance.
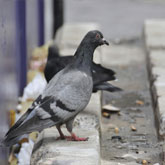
[0,0,44,163]
[0,1,17,163]
[26,0,44,57]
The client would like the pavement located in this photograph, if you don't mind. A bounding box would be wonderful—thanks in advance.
[144,19,165,143]
[100,41,163,164]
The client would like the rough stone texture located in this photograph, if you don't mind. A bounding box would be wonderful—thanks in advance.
[144,20,165,137]
[158,97,165,135]
[150,50,165,67]
[101,160,139,165]
[31,128,100,165]
[74,92,101,130]
[149,50,165,135]
[154,74,165,135]
[154,76,165,89]
[152,67,165,80]
[154,84,165,97]
[144,19,165,50]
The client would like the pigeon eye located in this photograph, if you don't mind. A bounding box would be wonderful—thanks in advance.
[96,34,100,39]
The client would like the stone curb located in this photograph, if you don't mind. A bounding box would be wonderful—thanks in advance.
[144,20,165,137]
[31,128,100,165]
[144,19,165,50]
[30,23,102,165]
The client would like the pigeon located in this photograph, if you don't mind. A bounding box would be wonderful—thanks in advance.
[3,30,109,146]
[44,45,122,93]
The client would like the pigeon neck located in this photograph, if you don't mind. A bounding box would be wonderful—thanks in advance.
[74,42,96,69]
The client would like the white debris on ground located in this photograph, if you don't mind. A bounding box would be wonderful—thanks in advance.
[102,103,120,112]
[22,73,47,102]
[17,139,34,165]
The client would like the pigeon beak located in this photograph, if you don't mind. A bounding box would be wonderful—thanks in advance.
[101,38,109,45]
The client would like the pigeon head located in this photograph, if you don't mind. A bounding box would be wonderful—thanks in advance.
[82,30,109,48]
[74,30,109,67]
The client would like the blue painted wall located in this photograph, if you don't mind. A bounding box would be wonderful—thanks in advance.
[0,1,17,163]
[0,0,44,163]
[26,0,44,58]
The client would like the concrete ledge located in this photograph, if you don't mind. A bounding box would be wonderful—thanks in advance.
[74,92,101,130]
[144,19,165,50]
[149,50,165,135]
[101,160,139,165]
[101,45,144,68]
[150,50,165,67]
[31,128,100,165]
[144,20,165,136]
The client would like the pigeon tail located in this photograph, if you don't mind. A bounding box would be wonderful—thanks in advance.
[3,114,56,146]
[2,135,25,147]
[93,82,123,92]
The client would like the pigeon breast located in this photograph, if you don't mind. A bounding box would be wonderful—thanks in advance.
[43,66,93,115]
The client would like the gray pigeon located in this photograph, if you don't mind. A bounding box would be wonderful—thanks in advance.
[3,30,109,146]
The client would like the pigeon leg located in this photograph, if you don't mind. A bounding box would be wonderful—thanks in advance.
[56,125,65,140]
[65,119,88,141]
[56,119,88,141]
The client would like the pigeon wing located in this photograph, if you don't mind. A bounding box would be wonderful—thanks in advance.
[4,96,67,140]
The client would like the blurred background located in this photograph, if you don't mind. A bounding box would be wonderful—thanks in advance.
[0,0,165,164]
[65,0,165,40]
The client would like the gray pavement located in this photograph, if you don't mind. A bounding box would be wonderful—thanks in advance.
[64,0,165,40]
[144,19,165,142]
[100,42,163,164]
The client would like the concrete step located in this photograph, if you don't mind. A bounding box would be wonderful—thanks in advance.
[31,128,100,165]
[144,19,165,50]
[144,20,165,137]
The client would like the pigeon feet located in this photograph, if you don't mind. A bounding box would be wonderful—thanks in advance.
[66,133,88,141]
[56,133,88,141]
